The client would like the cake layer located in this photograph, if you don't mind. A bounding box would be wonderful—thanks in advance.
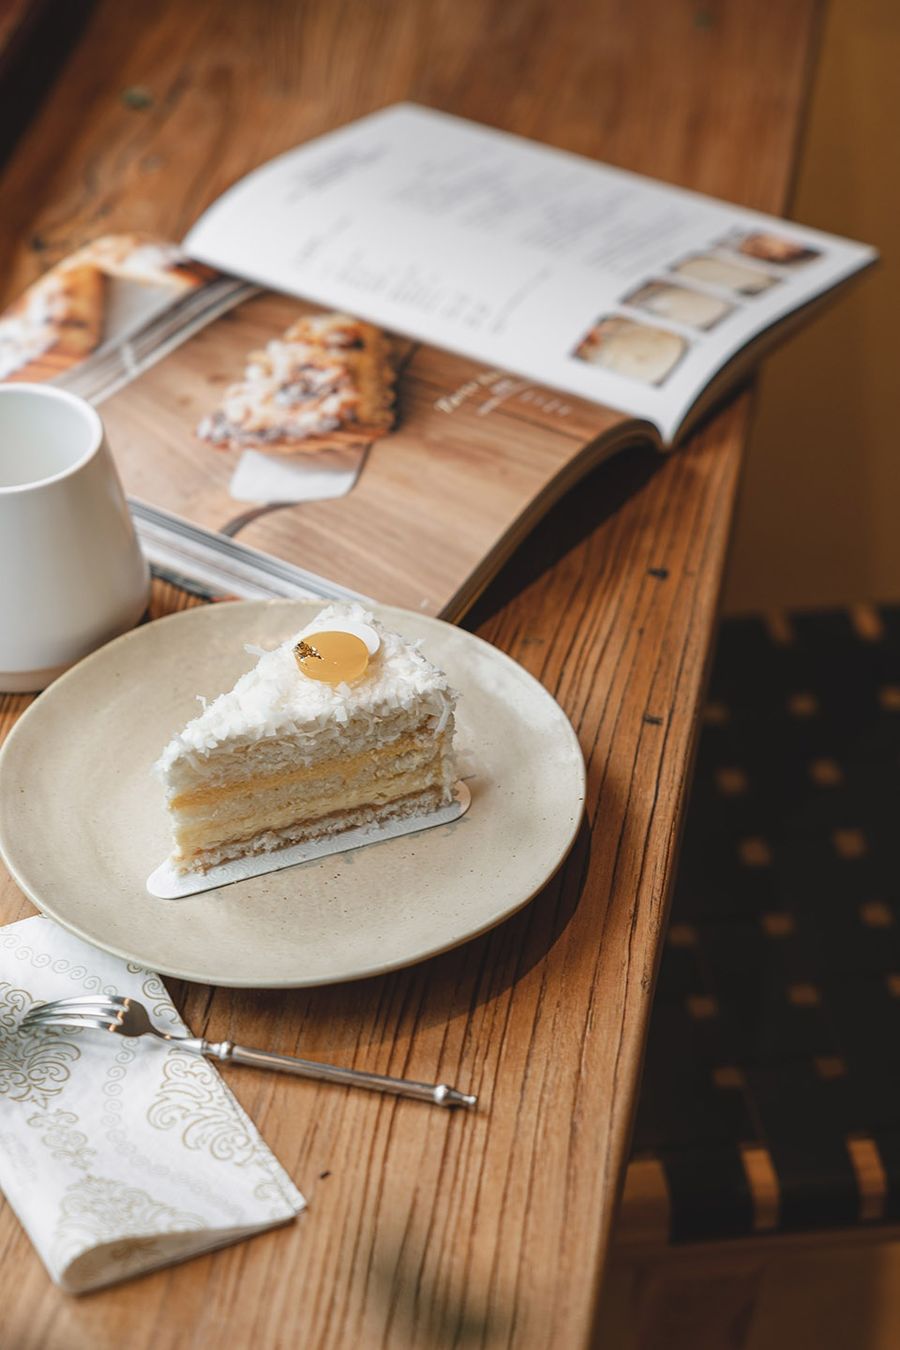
[171,755,449,865]
[170,737,452,863]
[163,708,452,801]
[169,727,445,809]
[157,602,458,875]
[180,785,450,872]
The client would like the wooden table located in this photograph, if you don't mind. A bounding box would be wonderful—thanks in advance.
[0,2,822,1345]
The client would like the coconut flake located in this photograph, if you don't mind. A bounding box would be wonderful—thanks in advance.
[156,602,456,775]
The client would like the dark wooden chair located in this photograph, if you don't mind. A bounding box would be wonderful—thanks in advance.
[620,604,900,1247]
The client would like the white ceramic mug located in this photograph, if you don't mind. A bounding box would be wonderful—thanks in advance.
[0,384,150,692]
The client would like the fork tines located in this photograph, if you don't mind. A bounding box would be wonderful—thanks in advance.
[26,994,130,1013]
[21,994,131,1034]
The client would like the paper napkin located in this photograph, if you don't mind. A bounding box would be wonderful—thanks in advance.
[0,915,304,1293]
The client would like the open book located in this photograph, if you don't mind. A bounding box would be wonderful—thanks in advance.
[0,105,874,618]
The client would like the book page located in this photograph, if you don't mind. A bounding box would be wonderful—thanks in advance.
[0,237,649,617]
[185,104,875,443]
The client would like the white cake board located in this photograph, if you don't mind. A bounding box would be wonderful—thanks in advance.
[147,781,471,899]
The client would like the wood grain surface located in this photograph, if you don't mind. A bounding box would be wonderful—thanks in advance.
[0,1,821,1346]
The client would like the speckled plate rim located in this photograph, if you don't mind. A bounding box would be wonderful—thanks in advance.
[0,601,586,988]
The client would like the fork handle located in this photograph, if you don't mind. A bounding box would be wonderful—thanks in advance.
[203,1040,477,1109]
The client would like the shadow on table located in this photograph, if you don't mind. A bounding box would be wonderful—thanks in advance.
[464,439,663,631]
[170,443,660,1067]
[200,808,595,1046]
[366,1236,514,1347]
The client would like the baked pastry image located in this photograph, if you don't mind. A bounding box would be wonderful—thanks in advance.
[0,263,104,381]
[734,231,820,266]
[156,603,457,874]
[671,253,779,295]
[65,232,215,291]
[196,312,396,454]
[0,234,212,382]
[624,279,733,331]
[572,315,687,386]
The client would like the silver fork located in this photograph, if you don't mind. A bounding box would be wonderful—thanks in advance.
[20,995,477,1109]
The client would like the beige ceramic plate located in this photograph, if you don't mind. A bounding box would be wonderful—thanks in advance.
[0,601,585,987]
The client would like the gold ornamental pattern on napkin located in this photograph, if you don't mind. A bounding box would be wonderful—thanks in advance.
[0,916,304,1293]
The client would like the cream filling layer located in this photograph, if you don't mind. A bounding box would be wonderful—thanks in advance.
[171,759,448,858]
[169,731,440,810]
[162,707,453,788]
[177,785,447,871]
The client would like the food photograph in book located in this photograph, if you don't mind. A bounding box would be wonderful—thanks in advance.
[716,228,823,267]
[669,252,782,296]
[0,234,631,616]
[571,316,689,387]
[622,279,735,332]
[0,234,215,383]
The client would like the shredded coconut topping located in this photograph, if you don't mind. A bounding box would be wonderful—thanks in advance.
[156,603,455,775]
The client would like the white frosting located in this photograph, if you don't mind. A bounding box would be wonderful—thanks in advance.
[157,603,453,774]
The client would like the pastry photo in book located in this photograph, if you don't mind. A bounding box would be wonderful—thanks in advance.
[0,104,875,618]
[195,313,397,456]
[0,234,214,384]
[0,248,637,616]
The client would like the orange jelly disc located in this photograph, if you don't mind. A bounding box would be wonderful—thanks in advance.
[294,630,370,684]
